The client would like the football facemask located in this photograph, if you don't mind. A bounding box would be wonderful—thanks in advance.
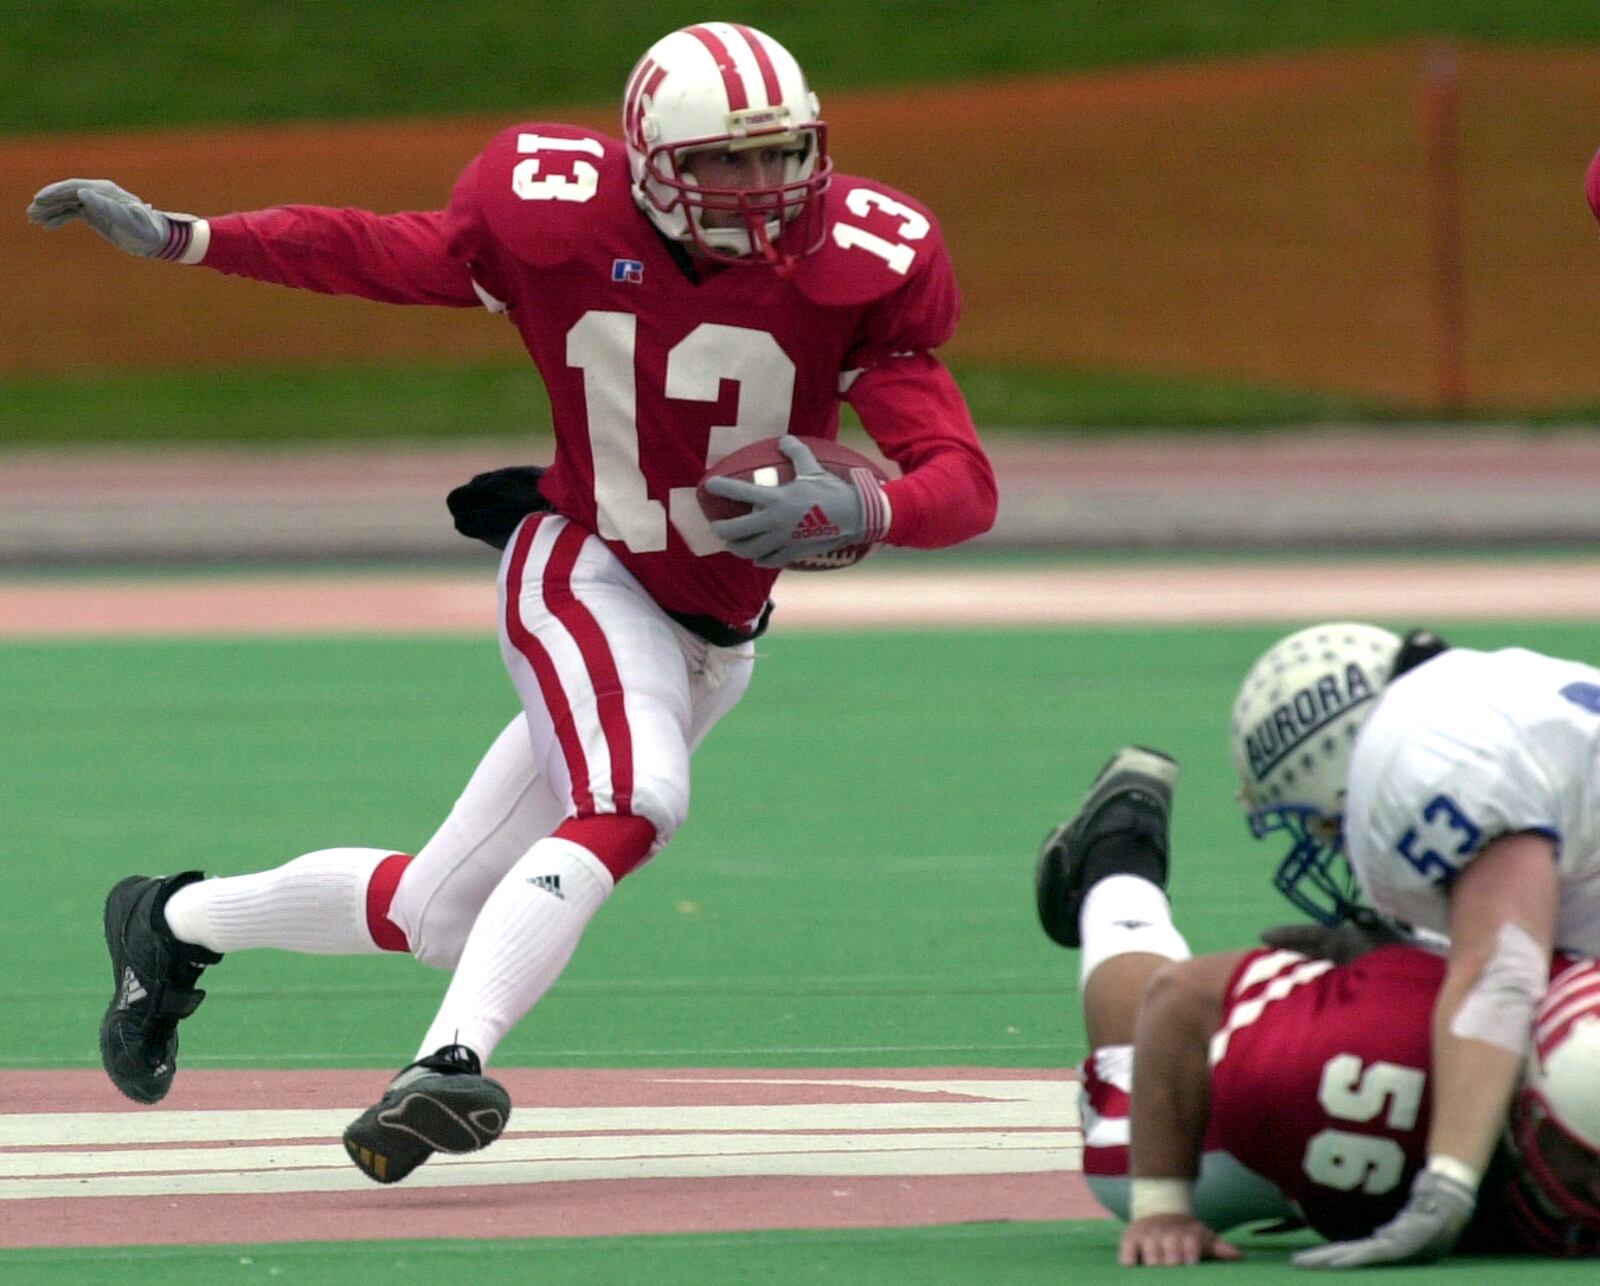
[623,23,833,269]
[1249,804,1362,925]
[1229,622,1401,925]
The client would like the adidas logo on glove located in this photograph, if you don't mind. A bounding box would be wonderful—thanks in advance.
[791,504,840,541]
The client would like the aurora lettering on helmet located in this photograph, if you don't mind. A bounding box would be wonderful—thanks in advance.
[1245,663,1379,781]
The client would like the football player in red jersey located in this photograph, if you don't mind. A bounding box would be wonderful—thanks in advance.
[1036,748,1600,1267]
[30,23,997,1184]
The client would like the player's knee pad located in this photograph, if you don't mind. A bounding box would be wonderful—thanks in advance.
[1451,921,1547,1054]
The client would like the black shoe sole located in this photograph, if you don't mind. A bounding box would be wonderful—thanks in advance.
[343,1075,511,1185]
[1036,748,1178,949]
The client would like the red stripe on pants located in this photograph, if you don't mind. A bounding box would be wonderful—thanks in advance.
[540,522,636,814]
[504,516,595,812]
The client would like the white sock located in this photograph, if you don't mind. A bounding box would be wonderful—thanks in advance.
[415,837,614,1065]
[161,847,402,955]
[1078,874,1190,994]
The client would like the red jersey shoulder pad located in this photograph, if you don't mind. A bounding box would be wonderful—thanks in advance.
[463,122,636,269]
[792,174,948,307]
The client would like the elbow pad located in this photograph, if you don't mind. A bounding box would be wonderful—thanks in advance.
[1449,922,1546,1054]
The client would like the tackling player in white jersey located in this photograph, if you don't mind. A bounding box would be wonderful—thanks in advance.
[1231,623,1600,1267]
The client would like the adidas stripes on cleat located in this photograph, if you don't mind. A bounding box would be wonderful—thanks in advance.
[99,871,222,1104]
[343,1044,511,1185]
[1034,746,1179,949]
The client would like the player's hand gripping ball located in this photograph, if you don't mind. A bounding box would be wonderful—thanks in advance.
[697,435,889,570]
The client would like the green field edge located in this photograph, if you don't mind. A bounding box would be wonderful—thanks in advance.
[5,361,1600,444]
[4,1219,1590,1285]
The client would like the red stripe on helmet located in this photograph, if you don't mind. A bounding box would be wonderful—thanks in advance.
[730,24,783,107]
[623,56,652,121]
[685,24,748,111]
[624,59,665,150]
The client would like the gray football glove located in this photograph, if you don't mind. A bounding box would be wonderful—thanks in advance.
[1292,1168,1475,1269]
[27,179,190,258]
[704,435,881,569]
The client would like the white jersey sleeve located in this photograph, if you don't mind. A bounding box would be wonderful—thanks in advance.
[1343,648,1600,952]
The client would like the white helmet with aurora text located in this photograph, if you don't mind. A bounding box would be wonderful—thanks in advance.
[1229,622,1401,924]
[1505,955,1600,1255]
[622,22,832,267]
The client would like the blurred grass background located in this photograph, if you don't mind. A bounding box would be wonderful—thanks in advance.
[8,1,1600,132]
[8,2,1600,438]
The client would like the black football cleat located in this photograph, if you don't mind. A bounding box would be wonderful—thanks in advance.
[100,871,223,1104]
[343,1044,511,1185]
[1035,746,1179,949]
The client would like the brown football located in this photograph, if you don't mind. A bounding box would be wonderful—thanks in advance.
[696,435,890,571]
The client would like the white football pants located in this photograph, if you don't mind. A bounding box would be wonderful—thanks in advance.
[388,513,755,969]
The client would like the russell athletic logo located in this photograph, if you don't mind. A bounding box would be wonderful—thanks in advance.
[527,874,565,899]
[1243,663,1377,780]
[791,505,840,541]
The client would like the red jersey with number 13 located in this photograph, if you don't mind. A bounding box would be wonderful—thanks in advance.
[444,124,979,627]
[201,123,992,629]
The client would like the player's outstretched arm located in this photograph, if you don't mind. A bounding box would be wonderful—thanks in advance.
[1293,832,1558,1270]
[32,176,479,307]
[28,179,195,259]
[1121,954,1244,1267]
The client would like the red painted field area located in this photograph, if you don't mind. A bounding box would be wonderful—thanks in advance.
[0,1068,1088,1249]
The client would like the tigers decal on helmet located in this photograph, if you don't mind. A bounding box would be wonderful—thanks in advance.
[1229,622,1401,924]
[622,23,832,268]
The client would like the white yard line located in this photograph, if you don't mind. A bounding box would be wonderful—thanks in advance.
[0,1077,1079,1201]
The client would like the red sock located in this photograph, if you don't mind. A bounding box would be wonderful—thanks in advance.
[364,852,413,952]
[555,815,657,881]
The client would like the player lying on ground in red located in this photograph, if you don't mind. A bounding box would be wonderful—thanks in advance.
[29,22,996,1183]
[1035,747,1600,1268]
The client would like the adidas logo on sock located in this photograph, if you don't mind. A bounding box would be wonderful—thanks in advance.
[791,505,840,541]
[527,874,564,899]
[118,965,148,1009]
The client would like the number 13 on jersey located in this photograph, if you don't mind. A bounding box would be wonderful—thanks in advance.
[567,312,796,556]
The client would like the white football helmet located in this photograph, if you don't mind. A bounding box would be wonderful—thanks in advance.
[1505,955,1600,1254]
[1229,622,1401,924]
[622,22,832,268]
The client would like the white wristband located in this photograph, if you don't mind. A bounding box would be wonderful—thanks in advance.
[1426,1154,1481,1192]
[1129,1177,1194,1220]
